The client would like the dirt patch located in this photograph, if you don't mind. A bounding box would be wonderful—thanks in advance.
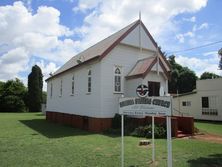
[190,133,222,144]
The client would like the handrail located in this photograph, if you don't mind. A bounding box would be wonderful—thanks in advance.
[173,108,183,116]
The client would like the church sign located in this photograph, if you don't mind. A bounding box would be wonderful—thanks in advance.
[119,97,172,116]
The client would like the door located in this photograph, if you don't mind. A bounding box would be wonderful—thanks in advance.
[148,81,160,96]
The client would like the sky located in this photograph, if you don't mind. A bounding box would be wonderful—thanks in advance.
[0,0,222,90]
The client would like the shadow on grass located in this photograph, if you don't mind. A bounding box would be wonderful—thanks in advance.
[195,120,222,125]
[20,119,94,138]
[35,113,45,116]
[187,154,222,167]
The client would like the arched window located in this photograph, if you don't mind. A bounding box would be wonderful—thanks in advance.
[50,82,53,98]
[60,79,62,96]
[71,75,74,95]
[88,70,91,93]
[114,67,121,92]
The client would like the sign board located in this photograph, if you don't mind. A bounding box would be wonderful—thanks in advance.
[119,97,172,116]
[119,96,173,167]
[136,84,149,97]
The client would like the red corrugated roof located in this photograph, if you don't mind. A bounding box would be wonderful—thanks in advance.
[46,20,171,81]
[126,57,157,79]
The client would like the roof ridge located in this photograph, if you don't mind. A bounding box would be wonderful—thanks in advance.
[51,20,140,77]
[75,20,139,58]
[46,19,171,81]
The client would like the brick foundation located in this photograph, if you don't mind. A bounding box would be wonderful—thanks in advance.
[46,111,112,133]
[46,111,194,136]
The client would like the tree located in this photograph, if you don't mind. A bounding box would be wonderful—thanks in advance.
[28,65,43,112]
[200,72,221,80]
[42,91,47,104]
[0,79,27,112]
[218,48,222,70]
[178,67,197,93]
[168,55,197,94]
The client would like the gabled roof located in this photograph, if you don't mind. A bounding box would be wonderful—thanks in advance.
[126,56,170,80]
[126,57,157,79]
[46,20,171,81]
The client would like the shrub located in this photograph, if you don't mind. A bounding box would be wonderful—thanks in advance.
[131,124,166,138]
[0,78,27,112]
[112,114,121,129]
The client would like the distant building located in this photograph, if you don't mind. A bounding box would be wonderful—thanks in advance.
[173,78,222,121]
[45,20,171,132]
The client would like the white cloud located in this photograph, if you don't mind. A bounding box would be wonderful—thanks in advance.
[183,16,196,22]
[0,47,29,80]
[175,54,221,77]
[176,31,195,43]
[0,1,76,81]
[192,22,208,31]
[0,0,209,85]
[175,22,208,43]
[73,0,208,50]
[198,22,208,30]
[22,0,33,12]
[36,60,60,90]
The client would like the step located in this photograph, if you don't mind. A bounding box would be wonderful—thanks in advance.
[177,130,184,135]
[177,130,190,138]
[177,133,188,138]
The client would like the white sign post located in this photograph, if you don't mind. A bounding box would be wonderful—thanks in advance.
[152,116,155,162]
[121,114,124,167]
[119,96,172,167]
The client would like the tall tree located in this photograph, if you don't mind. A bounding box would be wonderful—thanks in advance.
[168,55,197,94]
[178,67,197,93]
[0,79,27,112]
[28,65,43,112]
[200,72,221,80]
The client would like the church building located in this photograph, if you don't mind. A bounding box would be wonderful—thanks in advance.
[45,19,171,132]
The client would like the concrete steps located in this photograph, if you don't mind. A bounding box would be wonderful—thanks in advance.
[177,130,190,138]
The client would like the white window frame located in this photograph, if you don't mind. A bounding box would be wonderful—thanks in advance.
[87,69,92,93]
[114,66,123,93]
[182,101,191,107]
[71,74,75,95]
[201,96,218,116]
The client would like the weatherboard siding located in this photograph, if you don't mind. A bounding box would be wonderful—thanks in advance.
[173,79,222,121]
[121,24,156,51]
[100,44,158,118]
[46,61,102,117]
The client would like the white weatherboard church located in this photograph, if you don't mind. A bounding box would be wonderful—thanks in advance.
[46,19,171,132]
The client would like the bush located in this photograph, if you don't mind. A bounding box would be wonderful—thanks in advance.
[0,78,27,112]
[111,114,135,135]
[103,128,121,136]
[131,124,166,138]
[1,95,26,112]
[112,114,121,129]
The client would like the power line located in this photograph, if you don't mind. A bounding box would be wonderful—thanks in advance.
[166,40,222,54]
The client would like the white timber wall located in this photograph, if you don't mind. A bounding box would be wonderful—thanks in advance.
[46,60,102,118]
[100,44,167,118]
[172,94,199,117]
[125,72,168,97]
[173,79,222,121]
[121,25,156,51]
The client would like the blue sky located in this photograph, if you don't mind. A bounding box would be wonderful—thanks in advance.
[0,0,221,90]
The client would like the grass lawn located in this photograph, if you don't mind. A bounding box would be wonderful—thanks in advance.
[195,121,222,136]
[0,113,222,167]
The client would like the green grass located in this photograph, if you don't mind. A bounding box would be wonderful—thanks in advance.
[195,121,222,136]
[0,113,222,167]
